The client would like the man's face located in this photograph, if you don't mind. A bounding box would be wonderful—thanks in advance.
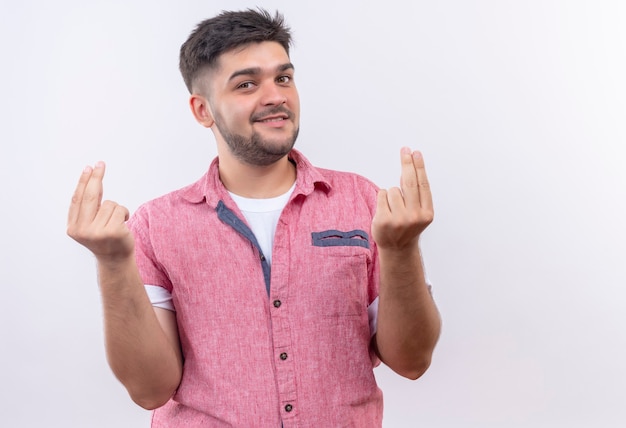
[205,41,300,167]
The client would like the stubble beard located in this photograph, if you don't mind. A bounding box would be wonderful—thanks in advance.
[222,128,299,167]
[215,107,299,167]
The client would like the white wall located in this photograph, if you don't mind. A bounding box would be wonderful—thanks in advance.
[1,1,625,427]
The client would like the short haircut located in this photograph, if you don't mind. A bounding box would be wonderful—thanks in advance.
[179,8,292,93]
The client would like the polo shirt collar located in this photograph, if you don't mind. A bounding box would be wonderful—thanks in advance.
[179,149,331,206]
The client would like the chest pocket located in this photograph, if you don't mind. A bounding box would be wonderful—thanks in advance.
[311,229,370,249]
[308,229,371,317]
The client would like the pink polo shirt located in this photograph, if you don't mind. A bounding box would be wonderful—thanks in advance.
[128,150,383,427]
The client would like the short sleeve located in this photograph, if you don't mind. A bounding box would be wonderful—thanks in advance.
[127,205,173,293]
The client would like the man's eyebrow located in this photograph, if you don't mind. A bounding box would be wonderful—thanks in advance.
[228,63,295,82]
[278,62,295,73]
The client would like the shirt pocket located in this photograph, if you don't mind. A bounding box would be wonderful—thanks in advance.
[308,229,371,317]
[311,229,370,249]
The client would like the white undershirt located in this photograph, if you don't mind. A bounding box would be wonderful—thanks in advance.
[228,184,295,265]
[145,183,380,336]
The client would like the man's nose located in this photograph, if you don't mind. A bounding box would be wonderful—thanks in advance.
[260,82,287,106]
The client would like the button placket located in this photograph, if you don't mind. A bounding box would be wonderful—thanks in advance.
[270,215,298,420]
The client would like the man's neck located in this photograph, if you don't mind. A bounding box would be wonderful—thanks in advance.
[217,153,297,199]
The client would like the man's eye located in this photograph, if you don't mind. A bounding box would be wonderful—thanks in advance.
[237,82,253,89]
[277,75,291,84]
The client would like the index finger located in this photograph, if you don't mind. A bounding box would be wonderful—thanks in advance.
[67,165,94,226]
[67,161,106,226]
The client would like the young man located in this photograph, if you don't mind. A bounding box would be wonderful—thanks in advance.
[67,9,441,427]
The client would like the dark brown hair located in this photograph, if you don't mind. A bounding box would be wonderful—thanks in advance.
[179,8,292,93]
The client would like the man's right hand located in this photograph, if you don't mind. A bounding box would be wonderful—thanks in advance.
[67,161,134,264]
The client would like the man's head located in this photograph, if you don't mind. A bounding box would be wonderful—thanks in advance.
[179,8,292,94]
[181,9,300,167]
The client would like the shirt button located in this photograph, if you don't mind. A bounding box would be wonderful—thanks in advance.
[280,352,288,360]
[273,300,282,308]
[285,404,293,412]
[260,254,266,261]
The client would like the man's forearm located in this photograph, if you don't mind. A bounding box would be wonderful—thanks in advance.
[374,244,441,380]
[97,256,183,409]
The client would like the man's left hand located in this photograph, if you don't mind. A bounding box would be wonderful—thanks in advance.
[372,147,434,250]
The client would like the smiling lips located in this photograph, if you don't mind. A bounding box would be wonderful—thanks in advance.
[253,112,292,129]
[258,115,287,123]
[251,106,293,125]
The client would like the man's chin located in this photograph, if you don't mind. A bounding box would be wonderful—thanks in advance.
[263,140,296,154]
[256,130,299,156]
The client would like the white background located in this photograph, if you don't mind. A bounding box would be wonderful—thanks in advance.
[1,1,625,427]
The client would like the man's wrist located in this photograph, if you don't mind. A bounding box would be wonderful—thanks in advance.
[96,252,136,272]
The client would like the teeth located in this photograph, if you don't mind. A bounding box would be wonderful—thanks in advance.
[260,117,284,122]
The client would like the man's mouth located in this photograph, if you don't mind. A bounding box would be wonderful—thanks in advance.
[252,107,292,124]
[258,116,287,123]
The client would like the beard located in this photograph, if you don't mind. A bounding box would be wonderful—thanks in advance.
[214,107,299,167]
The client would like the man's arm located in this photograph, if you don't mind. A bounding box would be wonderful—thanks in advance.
[67,162,183,409]
[371,148,442,380]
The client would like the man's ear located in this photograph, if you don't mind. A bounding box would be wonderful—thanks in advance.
[189,94,215,128]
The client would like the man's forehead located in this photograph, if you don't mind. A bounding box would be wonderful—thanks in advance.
[215,41,291,73]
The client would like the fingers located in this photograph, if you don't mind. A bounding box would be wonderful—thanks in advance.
[400,147,420,209]
[376,189,391,215]
[68,165,94,226]
[399,147,433,211]
[79,161,107,223]
[375,187,415,228]
[372,148,435,249]
[383,187,406,214]
[412,150,433,212]
[66,162,134,260]
[67,161,107,237]
[93,200,130,230]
